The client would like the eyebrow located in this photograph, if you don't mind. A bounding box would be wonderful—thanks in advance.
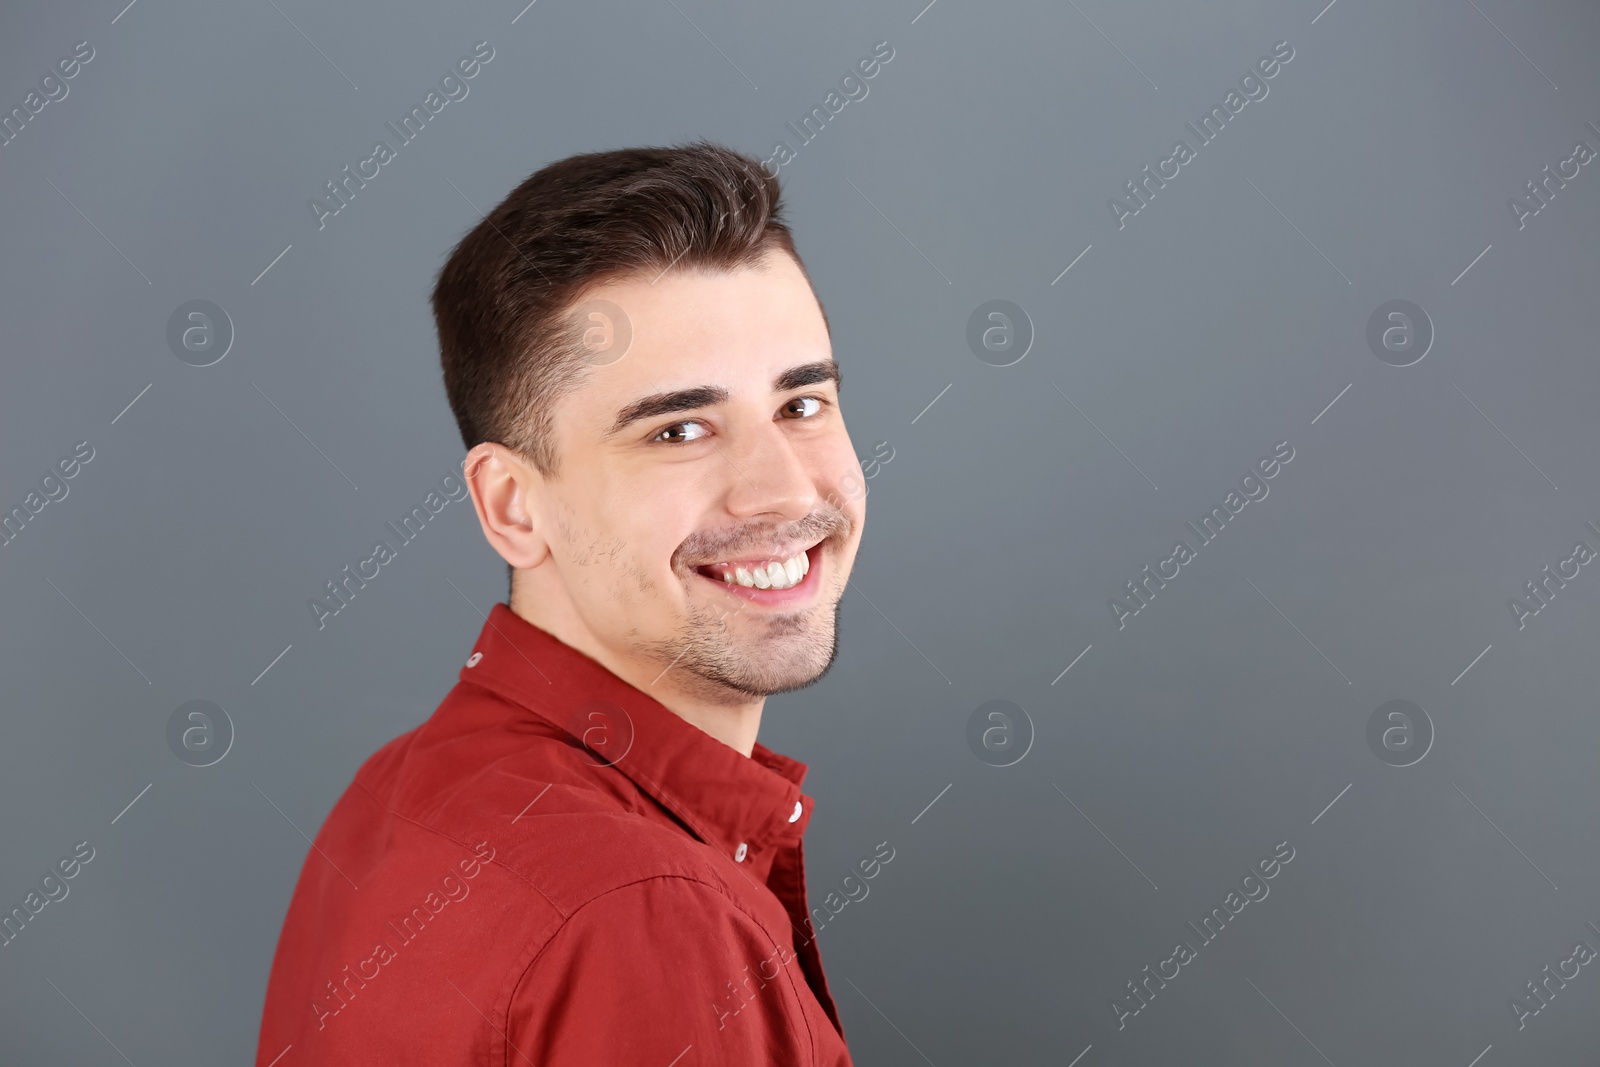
[603,359,841,439]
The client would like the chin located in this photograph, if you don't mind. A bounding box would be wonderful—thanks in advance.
[670,601,844,700]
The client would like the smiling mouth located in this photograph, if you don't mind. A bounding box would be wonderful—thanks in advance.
[691,543,825,591]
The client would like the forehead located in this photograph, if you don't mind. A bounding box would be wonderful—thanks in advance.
[562,251,833,423]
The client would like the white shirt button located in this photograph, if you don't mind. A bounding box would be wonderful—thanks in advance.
[465,652,483,668]
[788,801,803,823]
[734,842,748,862]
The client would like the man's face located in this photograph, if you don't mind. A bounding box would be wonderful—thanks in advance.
[530,249,866,703]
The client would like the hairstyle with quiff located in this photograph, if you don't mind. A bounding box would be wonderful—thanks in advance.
[431,139,828,482]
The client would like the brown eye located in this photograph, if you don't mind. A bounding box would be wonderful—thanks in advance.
[783,396,824,418]
[651,419,709,444]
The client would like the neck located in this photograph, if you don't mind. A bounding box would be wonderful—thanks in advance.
[508,582,765,758]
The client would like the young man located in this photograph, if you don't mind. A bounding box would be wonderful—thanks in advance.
[256,141,867,1065]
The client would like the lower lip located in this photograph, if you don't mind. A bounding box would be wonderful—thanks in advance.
[693,544,823,607]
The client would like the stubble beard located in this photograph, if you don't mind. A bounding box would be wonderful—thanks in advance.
[633,577,845,704]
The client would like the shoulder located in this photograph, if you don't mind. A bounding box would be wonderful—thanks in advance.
[347,711,746,917]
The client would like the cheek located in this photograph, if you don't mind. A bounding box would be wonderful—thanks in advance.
[550,499,586,552]
[623,555,657,596]
[819,439,867,499]
[839,466,871,521]
[595,503,693,595]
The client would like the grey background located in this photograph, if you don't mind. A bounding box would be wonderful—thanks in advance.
[2,0,1597,1062]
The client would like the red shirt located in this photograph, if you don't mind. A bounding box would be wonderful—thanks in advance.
[257,602,855,1065]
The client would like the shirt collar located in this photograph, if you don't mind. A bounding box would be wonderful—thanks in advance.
[457,603,815,866]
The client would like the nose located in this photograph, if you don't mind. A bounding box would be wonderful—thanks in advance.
[719,420,817,525]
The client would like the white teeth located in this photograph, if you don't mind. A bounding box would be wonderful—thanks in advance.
[711,549,812,590]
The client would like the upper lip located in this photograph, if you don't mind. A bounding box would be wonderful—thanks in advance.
[692,539,823,568]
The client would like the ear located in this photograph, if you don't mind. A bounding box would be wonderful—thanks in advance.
[463,442,550,569]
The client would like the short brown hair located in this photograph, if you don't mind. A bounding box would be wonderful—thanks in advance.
[431,139,826,481]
